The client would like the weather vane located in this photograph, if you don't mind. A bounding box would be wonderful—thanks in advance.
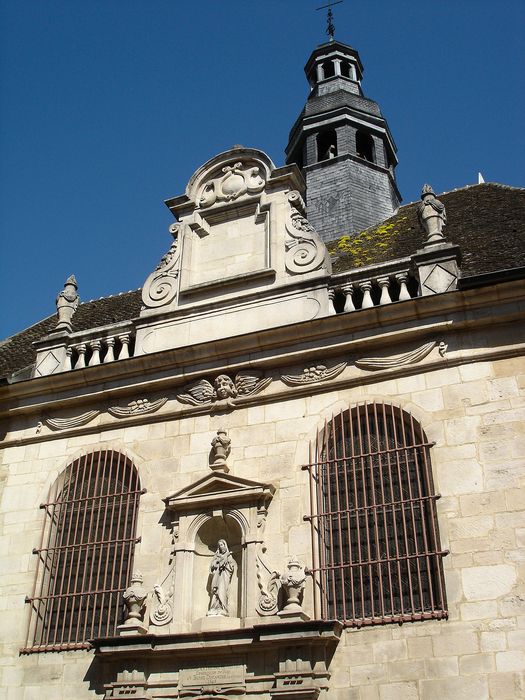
[316,1,343,41]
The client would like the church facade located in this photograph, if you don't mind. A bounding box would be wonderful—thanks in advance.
[0,37,524,700]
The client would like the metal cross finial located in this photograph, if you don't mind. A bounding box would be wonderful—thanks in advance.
[316,1,343,41]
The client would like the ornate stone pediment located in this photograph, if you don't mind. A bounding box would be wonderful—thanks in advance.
[164,472,275,512]
[138,148,331,337]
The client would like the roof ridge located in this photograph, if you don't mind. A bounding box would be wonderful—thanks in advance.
[81,288,142,305]
[396,181,525,212]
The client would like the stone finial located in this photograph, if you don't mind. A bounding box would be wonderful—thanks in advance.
[210,428,231,472]
[278,557,309,620]
[417,184,447,245]
[55,274,79,332]
[122,572,147,627]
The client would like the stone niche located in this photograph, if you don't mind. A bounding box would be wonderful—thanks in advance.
[135,147,332,355]
[91,473,343,699]
[162,472,275,632]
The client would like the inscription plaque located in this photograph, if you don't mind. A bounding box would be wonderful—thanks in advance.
[180,664,244,687]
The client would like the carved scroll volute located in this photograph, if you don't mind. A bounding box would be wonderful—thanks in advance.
[141,223,182,309]
[285,191,331,275]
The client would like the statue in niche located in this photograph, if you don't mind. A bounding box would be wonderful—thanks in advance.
[207,539,235,617]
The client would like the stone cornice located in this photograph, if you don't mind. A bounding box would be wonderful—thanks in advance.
[91,619,343,658]
[0,281,524,433]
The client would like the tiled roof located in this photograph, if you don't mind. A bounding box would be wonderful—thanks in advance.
[328,183,525,275]
[0,290,142,380]
[1,183,523,381]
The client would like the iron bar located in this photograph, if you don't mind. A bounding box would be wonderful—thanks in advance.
[24,450,141,652]
[305,401,447,627]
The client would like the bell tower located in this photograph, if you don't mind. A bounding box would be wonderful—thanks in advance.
[285,38,401,243]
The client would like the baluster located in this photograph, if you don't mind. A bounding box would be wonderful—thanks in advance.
[88,340,101,366]
[327,289,337,316]
[74,344,86,369]
[62,346,73,372]
[342,283,355,312]
[360,280,374,309]
[104,337,115,363]
[118,334,131,359]
[377,276,392,305]
[396,271,411,301]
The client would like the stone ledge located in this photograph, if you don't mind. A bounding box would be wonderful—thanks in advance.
[91,619,343,659]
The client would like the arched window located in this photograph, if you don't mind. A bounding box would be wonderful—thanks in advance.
[340,61,350,78]
[304,403,447,627]
[317,129,337,162]
[323,60,335,79]
[24,451,142,652]
[356,130,375,162]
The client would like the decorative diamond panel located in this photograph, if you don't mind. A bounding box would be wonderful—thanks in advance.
[422,264,457,294]
[35,351,60,376]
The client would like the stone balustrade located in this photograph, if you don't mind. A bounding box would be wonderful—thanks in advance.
[33,322,137,378]
[65,328,135,371]
[328,259,419,315]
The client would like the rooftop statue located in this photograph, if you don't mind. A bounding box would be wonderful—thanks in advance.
[55,275,79,331]
[417,184,447,245]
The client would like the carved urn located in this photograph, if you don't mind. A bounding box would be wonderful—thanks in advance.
[122,572,148,625]
[210,428,231,471]
[280,557,307,613]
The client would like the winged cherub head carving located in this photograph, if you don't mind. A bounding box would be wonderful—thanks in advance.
[213,374,238,401]
[177,371,272,412]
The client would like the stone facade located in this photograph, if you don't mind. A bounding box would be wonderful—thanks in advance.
[1,271,524,697]
[1,37,524,700]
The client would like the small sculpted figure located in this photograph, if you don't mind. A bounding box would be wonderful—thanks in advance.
[207,539,235,617]
[55,275,79,331]
[210,428,231,470]
[417,184,447,244]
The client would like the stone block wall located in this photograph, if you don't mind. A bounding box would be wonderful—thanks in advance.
[0,353,524,698]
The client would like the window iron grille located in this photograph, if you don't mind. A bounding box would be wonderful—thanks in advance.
[303,402,448,626]
[22,450,144,653]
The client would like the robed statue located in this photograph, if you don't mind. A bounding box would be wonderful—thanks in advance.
[207,539,235,617]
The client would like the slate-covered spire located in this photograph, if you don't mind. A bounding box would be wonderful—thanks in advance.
[286,39,401,242]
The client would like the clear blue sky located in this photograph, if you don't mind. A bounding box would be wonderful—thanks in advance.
[1,0,524,339]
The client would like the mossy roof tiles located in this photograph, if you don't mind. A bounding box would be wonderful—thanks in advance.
[328,183,525,275]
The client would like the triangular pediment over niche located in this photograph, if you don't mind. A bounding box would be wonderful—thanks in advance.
[164,472,275,512]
